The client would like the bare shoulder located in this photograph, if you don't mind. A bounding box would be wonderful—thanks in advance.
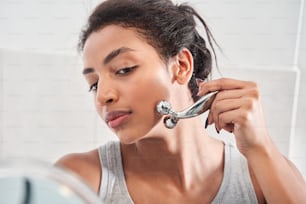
[55,149,102,193]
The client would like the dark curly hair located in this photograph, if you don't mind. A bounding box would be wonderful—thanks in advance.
[78,0,219,101]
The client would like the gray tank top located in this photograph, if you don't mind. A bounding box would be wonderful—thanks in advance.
[98,141,258,204]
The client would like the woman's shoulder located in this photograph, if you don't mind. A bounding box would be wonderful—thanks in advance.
[55,148,102,193]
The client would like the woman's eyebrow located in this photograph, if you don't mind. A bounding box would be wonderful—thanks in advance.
[82,67,94,75]
[82,47,135,75]
[103,47,135,65]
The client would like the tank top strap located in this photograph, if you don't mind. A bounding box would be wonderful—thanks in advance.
[212,141,258,204]
[98,141,134,204]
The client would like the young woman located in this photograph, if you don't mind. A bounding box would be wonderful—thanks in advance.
[56,0,306,203]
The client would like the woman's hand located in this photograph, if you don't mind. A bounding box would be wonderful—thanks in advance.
[197,78,306,203]
[198,78,271,156]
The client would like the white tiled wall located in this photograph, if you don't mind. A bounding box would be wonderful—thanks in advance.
[291,0,306,178]
[292,69,306,178]
[0,49,101,161]
[0,0,89,54]
[175,0,301,69]
[0,53,3,156]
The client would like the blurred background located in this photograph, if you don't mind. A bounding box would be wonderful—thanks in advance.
[0,0,305,179]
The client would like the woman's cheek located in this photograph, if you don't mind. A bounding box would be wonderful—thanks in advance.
[134,78,169,105]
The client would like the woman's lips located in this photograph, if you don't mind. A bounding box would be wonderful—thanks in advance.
[105,111,131,129]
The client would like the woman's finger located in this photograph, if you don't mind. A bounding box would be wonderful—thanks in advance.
[210,98,243,131]
[197,78,255,96]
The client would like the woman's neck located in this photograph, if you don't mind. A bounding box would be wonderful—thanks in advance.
[121,118,224,191]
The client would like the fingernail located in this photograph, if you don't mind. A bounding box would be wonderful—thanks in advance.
[196,78,204,87]
[215,127,220,134]
[205,118,208,128]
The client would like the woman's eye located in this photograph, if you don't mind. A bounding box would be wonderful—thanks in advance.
[88,82,98,92]
[116,65,137,75]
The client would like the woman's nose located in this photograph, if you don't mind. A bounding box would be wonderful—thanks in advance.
[95,81,118,106]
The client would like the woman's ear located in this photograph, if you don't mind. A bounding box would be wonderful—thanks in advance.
[172,48,194,84]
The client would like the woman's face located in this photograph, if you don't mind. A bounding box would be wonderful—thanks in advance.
[82,25,174,143]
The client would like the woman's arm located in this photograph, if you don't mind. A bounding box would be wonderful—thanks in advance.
[246,141,306,203]
[198,78,306,203]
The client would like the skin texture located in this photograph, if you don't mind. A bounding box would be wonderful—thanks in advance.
[56,25,306,204]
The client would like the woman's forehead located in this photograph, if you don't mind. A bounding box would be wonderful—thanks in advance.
[84,26,144,52]
[83,25,159,60]
[82,25,165,70]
